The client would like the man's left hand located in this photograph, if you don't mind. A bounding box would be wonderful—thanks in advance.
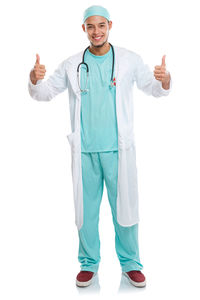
[154,55,171,90]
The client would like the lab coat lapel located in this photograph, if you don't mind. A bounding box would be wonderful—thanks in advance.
[66,52,83,101]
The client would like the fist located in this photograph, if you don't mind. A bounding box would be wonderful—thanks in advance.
[154,55,170,85]
[30,54,46,84]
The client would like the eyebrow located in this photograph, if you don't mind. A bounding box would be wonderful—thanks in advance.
[86,22,106,26]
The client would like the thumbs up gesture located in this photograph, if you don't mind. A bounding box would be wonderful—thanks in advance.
[154,55,171,89]
[30,54,46,85]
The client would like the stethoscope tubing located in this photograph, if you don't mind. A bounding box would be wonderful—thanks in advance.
[77,43,115,93]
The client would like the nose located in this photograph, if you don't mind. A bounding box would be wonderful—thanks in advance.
[93,26,100,35]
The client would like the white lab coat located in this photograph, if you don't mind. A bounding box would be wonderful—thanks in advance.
[28,45,171,230]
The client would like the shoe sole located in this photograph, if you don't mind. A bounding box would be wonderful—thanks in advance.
[123,272,146,288]
[76,272,97,287]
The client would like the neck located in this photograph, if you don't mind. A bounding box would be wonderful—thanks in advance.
[89,41,111,56]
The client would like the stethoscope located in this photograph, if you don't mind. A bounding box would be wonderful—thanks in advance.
[77,42,116,94]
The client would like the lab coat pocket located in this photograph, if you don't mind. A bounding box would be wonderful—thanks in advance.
[66,131,83,229]
[118,133,135,150]
[67,131,81,153]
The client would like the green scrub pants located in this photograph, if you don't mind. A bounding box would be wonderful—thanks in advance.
[78,151,143,273]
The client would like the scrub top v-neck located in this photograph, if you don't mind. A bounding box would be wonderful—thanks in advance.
[80,47,118,153]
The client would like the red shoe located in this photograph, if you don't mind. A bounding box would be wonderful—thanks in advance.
[76,271,95,287]
[123,270,146,287]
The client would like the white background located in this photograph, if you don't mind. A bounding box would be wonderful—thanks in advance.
[1,0,200,299]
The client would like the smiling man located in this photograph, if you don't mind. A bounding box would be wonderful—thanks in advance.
[83,15,112,51]
[28,5,171,288]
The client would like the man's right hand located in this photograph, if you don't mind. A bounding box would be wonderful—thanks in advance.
[30,54,46,85]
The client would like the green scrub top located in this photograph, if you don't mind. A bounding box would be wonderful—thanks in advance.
[80,47,118,153]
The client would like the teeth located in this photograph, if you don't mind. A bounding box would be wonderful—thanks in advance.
[94,36,101,40]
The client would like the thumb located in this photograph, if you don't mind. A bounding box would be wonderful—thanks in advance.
[36,53,40,65]
[161,55,166,67]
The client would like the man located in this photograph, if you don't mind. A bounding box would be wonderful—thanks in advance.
[28,5,171,288]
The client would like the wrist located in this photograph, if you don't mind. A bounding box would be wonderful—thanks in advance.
[162,73,171,90]
[30,70,37,85]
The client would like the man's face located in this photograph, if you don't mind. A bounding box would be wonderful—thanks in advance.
[82,15,112,48]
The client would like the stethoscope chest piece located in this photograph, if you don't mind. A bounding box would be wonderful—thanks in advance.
[109,77,116,89]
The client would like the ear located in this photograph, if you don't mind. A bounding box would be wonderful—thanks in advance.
[82,24,86,32]
[108,21,112,30]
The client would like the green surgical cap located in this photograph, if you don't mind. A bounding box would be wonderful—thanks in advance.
[83,5,110,23]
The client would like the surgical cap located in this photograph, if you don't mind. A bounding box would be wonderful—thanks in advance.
[83,5,110,23]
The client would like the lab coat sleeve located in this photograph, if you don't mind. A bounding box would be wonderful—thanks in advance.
[28,60,68,101]
[134,54,172,97]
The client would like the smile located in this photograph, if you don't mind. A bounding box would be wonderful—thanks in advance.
[93,36,103,41]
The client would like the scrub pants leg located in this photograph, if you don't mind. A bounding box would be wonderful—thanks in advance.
[78,152,104,273]
[78,151,143,273]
